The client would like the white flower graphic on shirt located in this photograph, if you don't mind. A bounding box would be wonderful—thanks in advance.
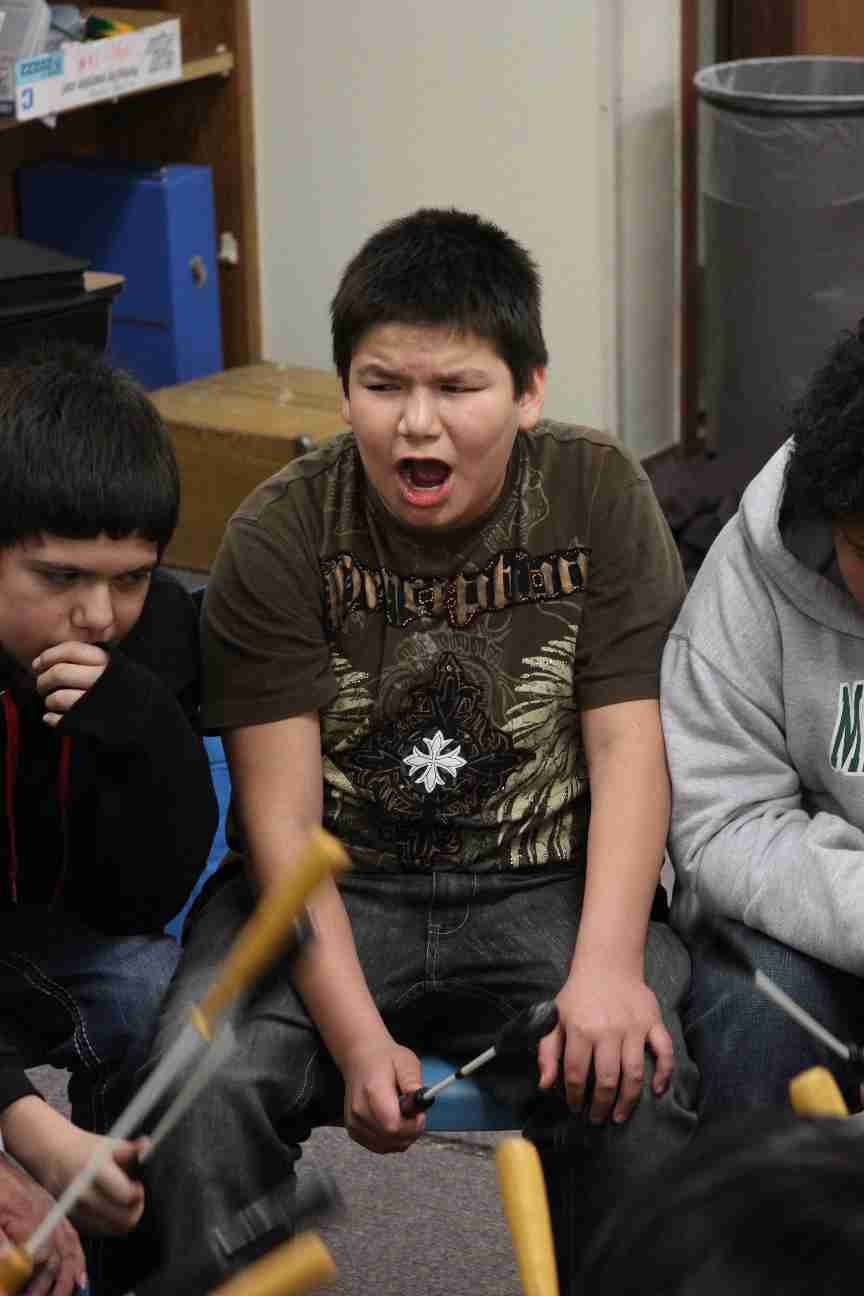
[402,730,467,793]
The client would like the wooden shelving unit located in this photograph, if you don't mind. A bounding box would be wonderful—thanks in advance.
[0,50,237,135]
[0,0,261,369]
[719,0,864,59]
[181,49,235,80]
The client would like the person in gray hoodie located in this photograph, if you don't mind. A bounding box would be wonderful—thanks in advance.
[661,326,864,1118]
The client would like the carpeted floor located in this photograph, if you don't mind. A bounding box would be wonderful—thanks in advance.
[28,1066,523,1296]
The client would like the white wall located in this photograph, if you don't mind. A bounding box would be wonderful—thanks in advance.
[249,0,680,455]
[616,0,681,457]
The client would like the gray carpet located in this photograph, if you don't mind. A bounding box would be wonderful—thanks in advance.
[28,1067,523,1295]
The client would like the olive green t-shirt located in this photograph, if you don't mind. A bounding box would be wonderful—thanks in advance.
[202,420,685,873]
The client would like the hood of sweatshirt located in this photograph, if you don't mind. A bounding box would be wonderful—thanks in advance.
[737,438,864,639]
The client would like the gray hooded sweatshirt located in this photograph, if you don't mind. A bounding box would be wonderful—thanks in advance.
[661,438,864,975]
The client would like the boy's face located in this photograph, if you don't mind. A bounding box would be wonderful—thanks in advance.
[0,532,157,673]
[343,323,545,530]
[834,518,864,608]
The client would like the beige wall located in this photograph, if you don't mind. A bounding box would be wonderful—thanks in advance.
[617,0,681,457]
[250,0,680,455]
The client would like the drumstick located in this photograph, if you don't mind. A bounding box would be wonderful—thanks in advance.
[137,910,313,1172]
[138,1019,238,1165]
[399,1001,559,1116]
[789,1066,850,1117]
[208,1232,337,1296]
[1,829,349,1294]
[195,829,346,1035]
[692,913,864,1073]
[0,1250,33,1296]
[496,1137,559,1296]
[159,1168,345,1292]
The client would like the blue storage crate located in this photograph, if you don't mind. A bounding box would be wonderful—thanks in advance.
[18,160,223,389]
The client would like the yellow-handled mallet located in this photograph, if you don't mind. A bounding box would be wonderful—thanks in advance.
[137,906,314,1172]
[789,1066,850,1117]
[0,828,349,1295]
[693,914,864,1083]
[209,1232,337,1296]
[194,829,346,1035]
[0,1249,33,1296]
[136,1017,239,1168]
[496,1136,559,1296]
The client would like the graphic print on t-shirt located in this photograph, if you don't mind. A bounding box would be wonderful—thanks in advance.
[320,593,585,871]
[322,546,588,632]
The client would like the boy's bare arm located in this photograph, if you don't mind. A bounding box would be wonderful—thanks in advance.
[0,1098,145,1236]
[537,698,674,1123]
[224,716,425,1153]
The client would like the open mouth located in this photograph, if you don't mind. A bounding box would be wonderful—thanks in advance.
[398,458,452,490]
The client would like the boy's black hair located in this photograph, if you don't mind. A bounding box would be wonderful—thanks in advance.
[330,208,548,397]
[0,343,179,552]
[783,327,864,523]
[578,1110,864,1295]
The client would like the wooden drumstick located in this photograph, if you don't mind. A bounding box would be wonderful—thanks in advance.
[137,1019,238,1166]
[693,913,864,1077]
[195,829,346,1034]
[1,830,350,1295]
[399,1002,559,1117]
[496,1137,559,1296]
[789,1066,850,1117]
[0,1247,34,1296]
[209,1232,337,1296]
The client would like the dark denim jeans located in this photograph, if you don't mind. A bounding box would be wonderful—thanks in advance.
[144,867,698,1295]
[682,917,864,1119]
[0,908,180,1131]
[0,908,180,1295]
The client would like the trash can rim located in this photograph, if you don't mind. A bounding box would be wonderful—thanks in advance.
[696,56,864,117]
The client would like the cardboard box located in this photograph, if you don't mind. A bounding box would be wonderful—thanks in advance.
[152,361,346,571]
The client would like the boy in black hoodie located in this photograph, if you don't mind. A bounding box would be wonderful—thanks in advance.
[0,345,217,1280]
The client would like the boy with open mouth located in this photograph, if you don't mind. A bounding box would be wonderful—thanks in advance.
[145,207,697,1295]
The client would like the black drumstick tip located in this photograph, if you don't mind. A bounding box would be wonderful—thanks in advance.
[495,1000,560,1054]
[399,1087,434,1117]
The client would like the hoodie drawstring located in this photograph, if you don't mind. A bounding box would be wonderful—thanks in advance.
[1,691,18,903]
[1,690,72,905]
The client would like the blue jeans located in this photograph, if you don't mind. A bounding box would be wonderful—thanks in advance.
[0,908,180,1131]
[144,866,698,1295]
[0,908,180,1295]
[681,917,864,1118]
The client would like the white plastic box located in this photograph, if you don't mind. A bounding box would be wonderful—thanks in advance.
[0,0,50,114]
[14,9,181,121]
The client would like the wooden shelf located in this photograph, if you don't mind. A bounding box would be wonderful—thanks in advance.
[0,0,261,370]
[183,49,234,81]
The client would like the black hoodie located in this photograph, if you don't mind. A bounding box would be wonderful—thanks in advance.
[0,570,218,1110]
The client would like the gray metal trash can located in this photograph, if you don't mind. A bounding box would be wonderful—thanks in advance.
[696,58,864,469]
